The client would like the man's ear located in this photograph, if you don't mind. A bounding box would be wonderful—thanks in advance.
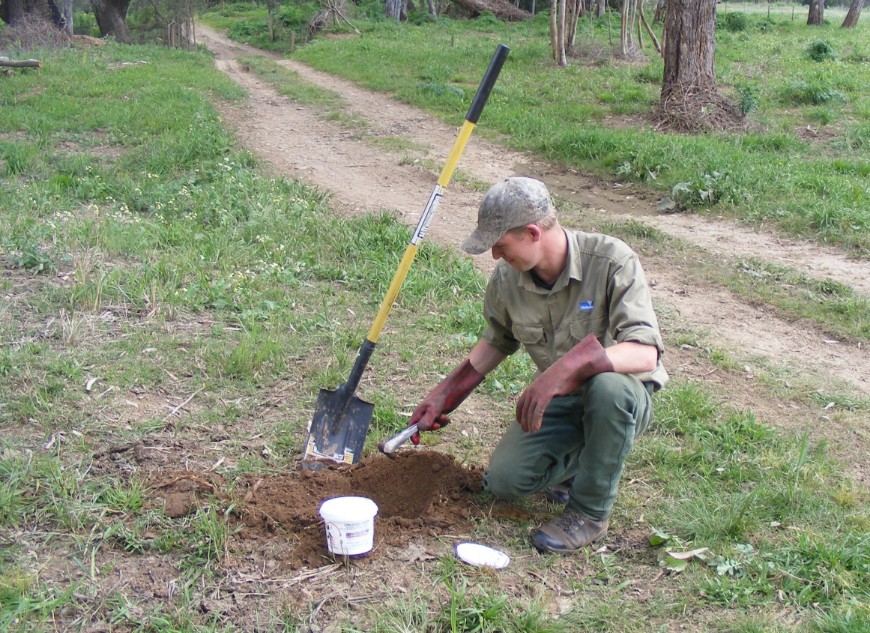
[527,224,543,242]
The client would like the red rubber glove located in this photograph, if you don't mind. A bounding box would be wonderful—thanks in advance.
[410,359,485,445]
[516,334,614,433]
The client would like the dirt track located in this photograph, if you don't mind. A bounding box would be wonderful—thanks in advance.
[195,25,869,484]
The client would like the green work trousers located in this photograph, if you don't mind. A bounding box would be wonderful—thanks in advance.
[483,372,655,521]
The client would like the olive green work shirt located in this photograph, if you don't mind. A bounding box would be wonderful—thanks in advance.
[482,229,669,390]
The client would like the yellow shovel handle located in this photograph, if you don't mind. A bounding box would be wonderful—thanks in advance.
[364,43,509,345]
[366,121,476,344]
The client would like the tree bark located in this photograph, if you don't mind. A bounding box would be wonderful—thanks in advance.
[659,0,741,130]
[807,0,824,25]
[620,0,639,57]
[566,0,581,49]
[384,0,407,20]
[62,0,72,33]
[841,0,864,27]
[5,0,26,24]
[661,0,716,102]
[90,0,131,42]
[653,0,665,23]
[596,0,605,18]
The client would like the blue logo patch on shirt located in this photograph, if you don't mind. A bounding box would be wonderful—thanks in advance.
[578,301,594,311]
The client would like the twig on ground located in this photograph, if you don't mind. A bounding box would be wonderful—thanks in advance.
[164,388,203,420]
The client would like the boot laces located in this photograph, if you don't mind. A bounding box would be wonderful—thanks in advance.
[554,510,585,535]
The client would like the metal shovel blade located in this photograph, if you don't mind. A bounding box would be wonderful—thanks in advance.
[302,386,374,468]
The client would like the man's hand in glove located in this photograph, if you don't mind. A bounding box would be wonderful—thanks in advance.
[516,334,614,433]
[410,359,485,445]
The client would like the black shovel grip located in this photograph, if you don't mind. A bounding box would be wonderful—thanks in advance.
[465,44,510,124]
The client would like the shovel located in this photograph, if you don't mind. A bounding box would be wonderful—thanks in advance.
[302,43,510,468]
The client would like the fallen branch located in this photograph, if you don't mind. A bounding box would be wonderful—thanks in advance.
[0,57,42,68]
[324,0,360,33]
[638,5,661,55]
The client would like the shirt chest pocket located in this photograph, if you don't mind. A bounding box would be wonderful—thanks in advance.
[568,315,607,344]
[513,323,545,346]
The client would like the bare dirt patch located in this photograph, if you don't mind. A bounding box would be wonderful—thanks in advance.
[234,451,484,569]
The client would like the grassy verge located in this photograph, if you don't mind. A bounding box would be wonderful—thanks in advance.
[597,218,870,342]
[202,4,870,256]
[1,42,868,631]
[224,54,870,342]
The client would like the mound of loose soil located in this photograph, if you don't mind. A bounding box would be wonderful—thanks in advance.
[148,451,486,569]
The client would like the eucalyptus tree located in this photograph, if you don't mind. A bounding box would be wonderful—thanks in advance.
[659,0,741,130]
[841,0,864,27]
[90,0,130,41]
[807,0,823,25]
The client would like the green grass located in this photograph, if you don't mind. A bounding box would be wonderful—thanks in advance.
[1,34,868,633]
[201,5,870,256]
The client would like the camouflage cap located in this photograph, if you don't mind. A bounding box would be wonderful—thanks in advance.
[461,177,555,255]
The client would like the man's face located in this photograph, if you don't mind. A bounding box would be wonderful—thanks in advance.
[491,227,537,271]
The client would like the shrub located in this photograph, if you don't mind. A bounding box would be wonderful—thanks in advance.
[219,2,258,17]
[719,11,749,33]
[408,10,436,25]
[278,2,319,30]
[227,19,264,40]
[805,39,837,62]
[73,10,100,37]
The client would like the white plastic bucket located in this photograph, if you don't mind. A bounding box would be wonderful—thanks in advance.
[319,496,379,556]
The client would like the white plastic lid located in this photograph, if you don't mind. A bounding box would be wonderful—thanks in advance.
[454,542,510,569]
[319,496,379,522]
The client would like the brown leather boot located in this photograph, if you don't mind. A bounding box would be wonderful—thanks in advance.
[532,509,608,554]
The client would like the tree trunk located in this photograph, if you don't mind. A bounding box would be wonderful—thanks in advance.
[6,0,26,24]
[659,0,741,131]
[63,0,72,33]
[653,0,665,23]
[549,0,559,61]
[841,0,864,27]
[596,0,605,18]
[807,0,824,25]
[385,0,408,19]
[91,0,131,42]
[661,0,716,101]
[620,0,637,56]
[566,0,581,49]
